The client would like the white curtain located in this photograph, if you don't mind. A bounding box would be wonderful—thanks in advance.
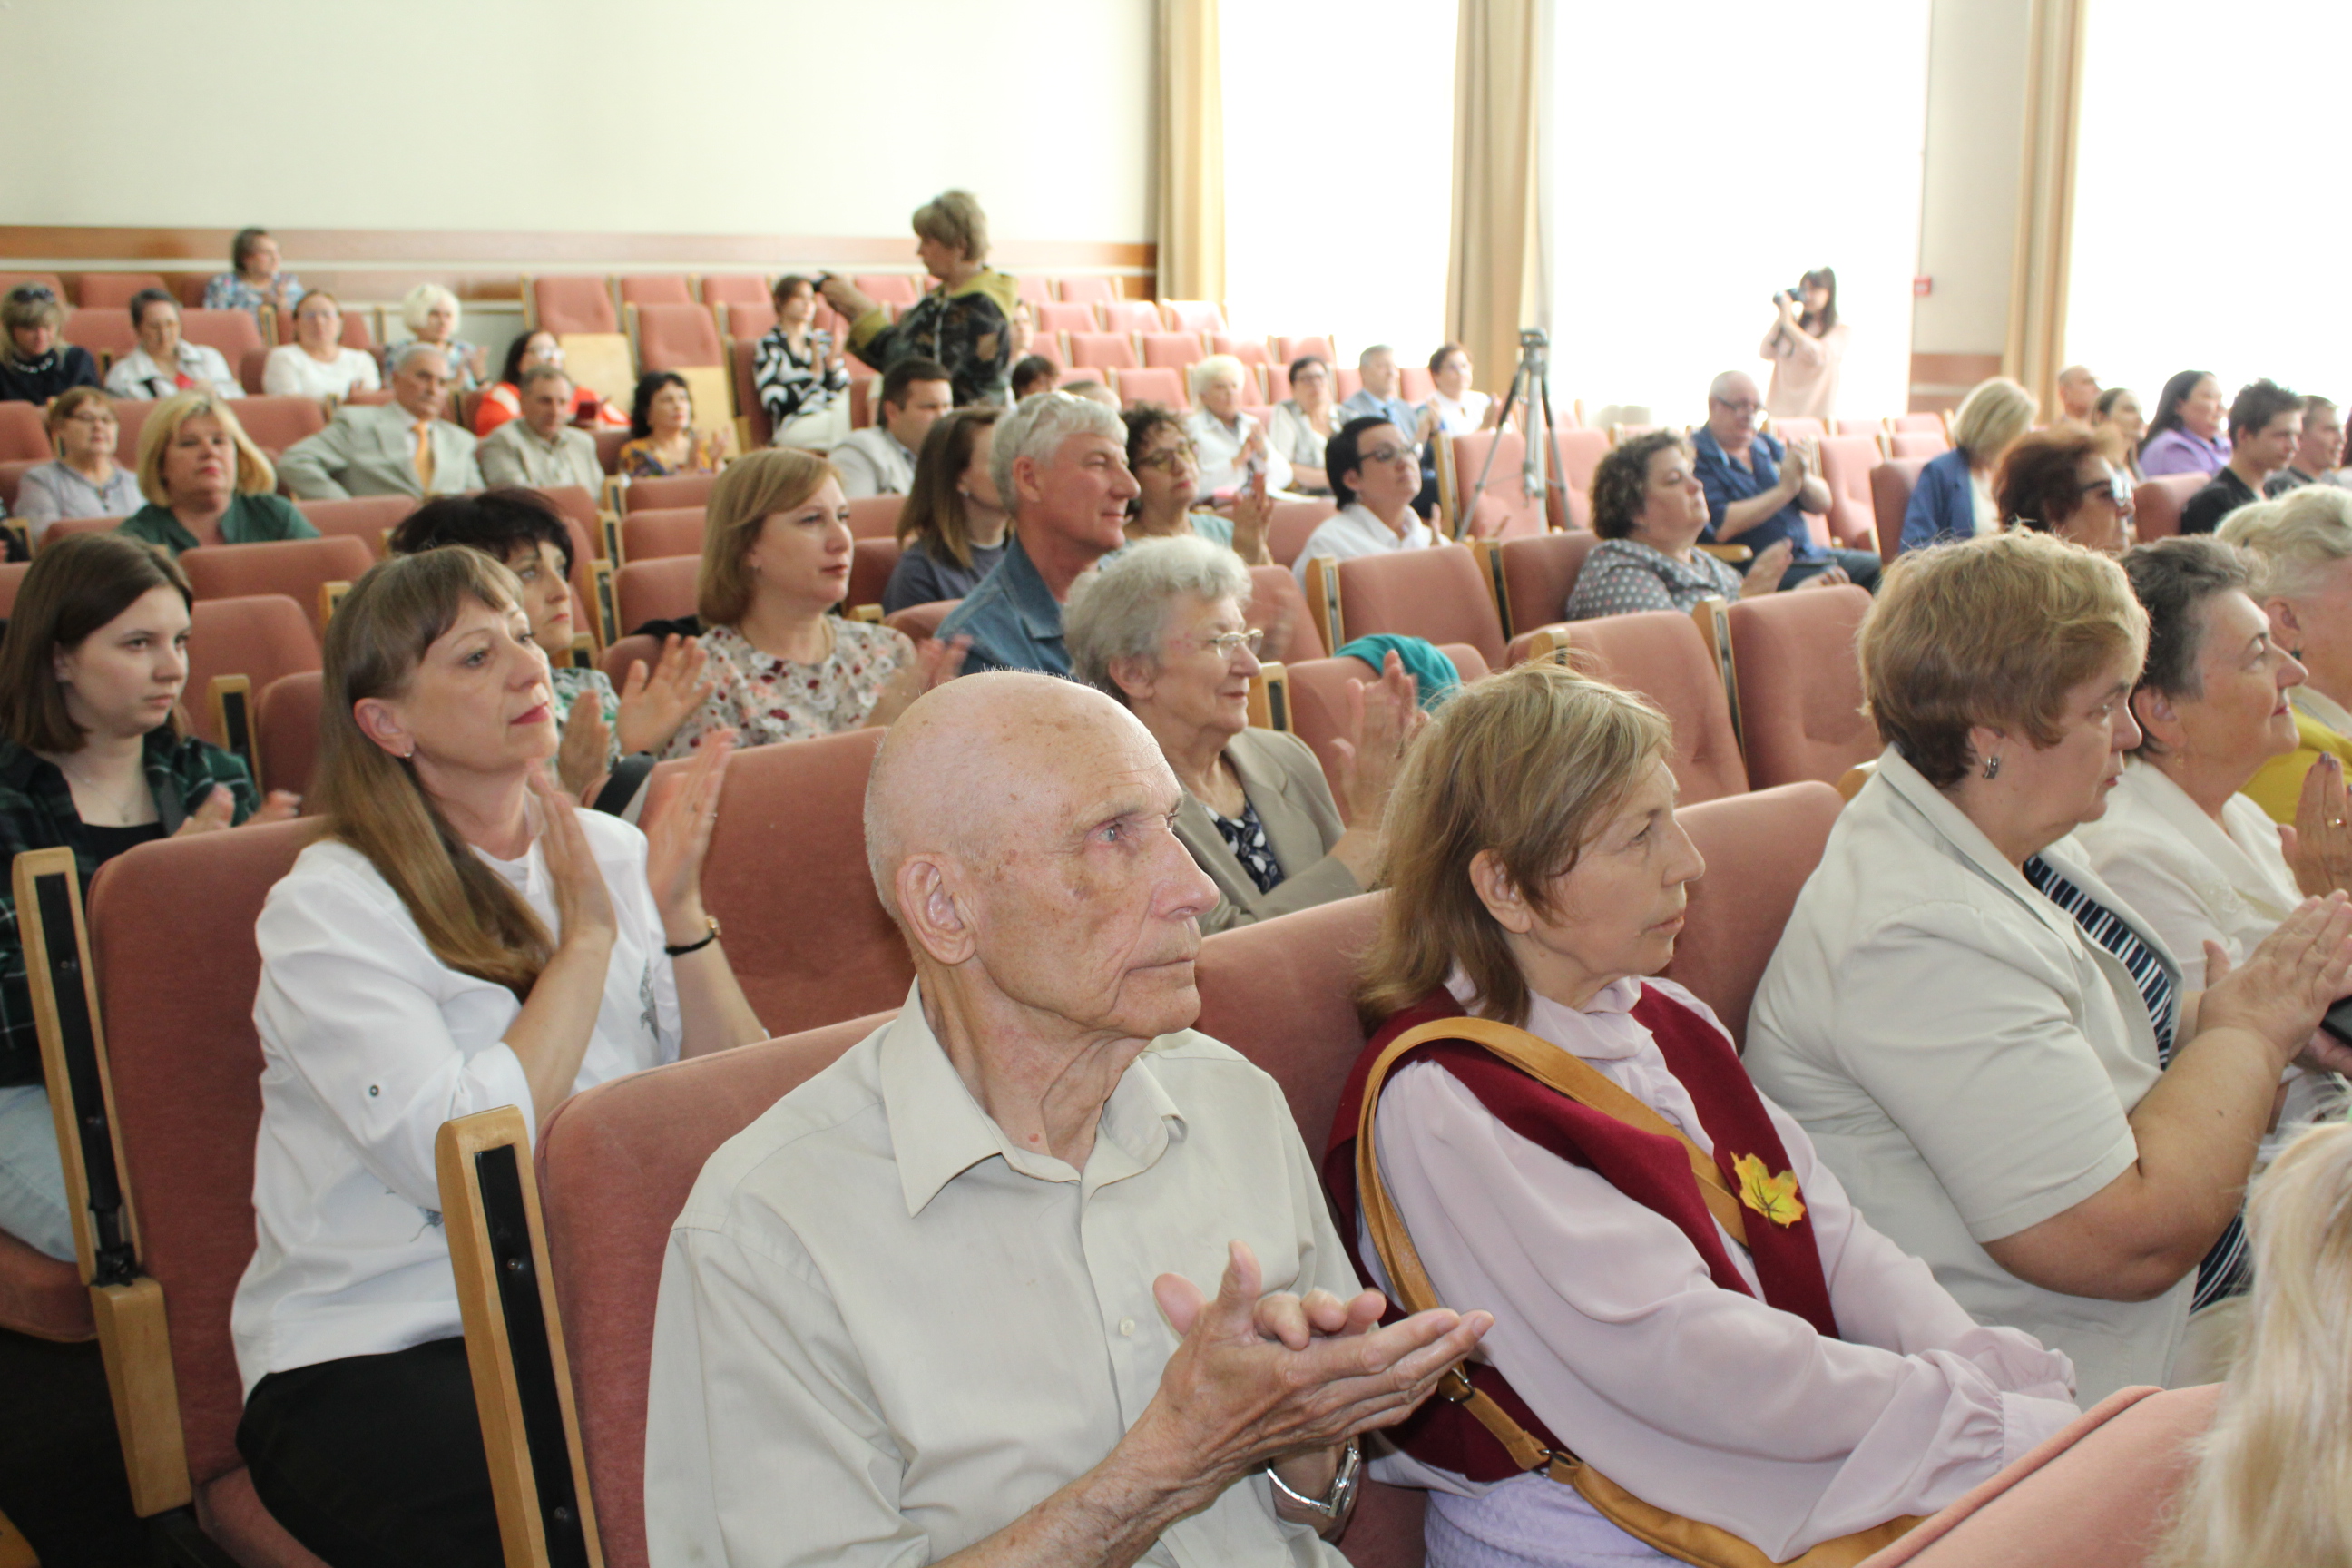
[1219,0,1459,368]
[1544,0,1930,427]
[2065,0,2352,410]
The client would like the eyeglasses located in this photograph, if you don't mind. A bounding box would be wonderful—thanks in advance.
[1711,397,1761,416]
[2080,475,2133,507]
[64,411,117,427]
[1190,629,1265,659]
[1360,444,1416,466]
[1135,441,1198,472]
[8,285,56,305]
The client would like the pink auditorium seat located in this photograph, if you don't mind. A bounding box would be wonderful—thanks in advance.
[719,301,777,342]
[2132,473,2205,542]
[848,537,899,612]
[1871,456,1932,561]
[0,563,31,620]
[1398,367,1436,405]
[622,473,718,514]
[75,272,169,308]
[697,274,770,309]
[184,595,320,749]
[1014,273,1055,306]
[40,516,121,546]
[615,555,699,632]
[1054,276,1119,306]
[1114,367,1186,409]
[616,274,693,307]
[1140,332,1208,371]
[1888,429,1950,459]
[1271,335,1334,366]
[884,599,957,645]
[1487,529,1602,646]
[530,275,619,336]
[846,495,902,541]
[598,632,662,689]
[295,495,415,555]
[1247,563,1324,663]
[179,534,375,636]
[1259,361,1290,403]
[1330,544,1507,669]
[0,459,40,514]
[1890,411,1947,434]
[1067,332,1140,371]
[1211,334,1272,369]
[1034,300,1099,335]
[726,338,773,450]
[1657,782,1843,1047]
[1162,300,1226,334]
[86,822,332,1567]
[0,400,50,461]
[632,301,723,370]
[1268,499,1337,568]
[1726,586,1878,790]
[1101,299,1162,336]
[256,671,323,797]
[0,270,66,300]
[621,506,705,563]
[231,396,328,458]
[1769,415,1826,445]
[1282,645,1491,813]
[1442,430,1568,537]
[1812,435,1882,548]
[1834,416,1886,437]
[595,426,632,475]
[180,309,267,368]
[64,307,138,365]
[1556,610,1749,802]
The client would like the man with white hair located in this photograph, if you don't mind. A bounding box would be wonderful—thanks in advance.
[645,671,1489,1566]
[1691,369,1881,592]
[279,342,483,500]
[934,391,1141,674]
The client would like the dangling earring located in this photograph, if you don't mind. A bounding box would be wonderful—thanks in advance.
[1982,754,2003,780]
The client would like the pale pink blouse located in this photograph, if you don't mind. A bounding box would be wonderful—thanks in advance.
[1367,974,2078,1567]
[663,619,910,759]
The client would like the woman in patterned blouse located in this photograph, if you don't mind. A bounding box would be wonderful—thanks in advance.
[663,449,963,758]
[618,371,731,478]
[1565,428,1825,622]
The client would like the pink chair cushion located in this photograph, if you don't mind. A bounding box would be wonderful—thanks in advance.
[1192,892,1382,1151]
[1496,530,1600,642]
[185,595,321,749]
[1560,612,1749,802]
[622,474,718,514]
[1725,586,1878,789]
[1269,500,1338,568]
[620,508,703,563]
[1248,563,1325,662]
[1335,544,1506,668]
[1658,782,1843,1048]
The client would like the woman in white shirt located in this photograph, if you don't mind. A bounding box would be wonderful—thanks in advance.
[1267,354,1343,494]
[260,290,380,401]
[1183,353,1291,496]
[1331,659,2082,1568]
[1422,344,1501,436]
[232,546,766,1568]
[1290,416,1434,588]
[103,289,240,402]
[1747,530,2352,1403]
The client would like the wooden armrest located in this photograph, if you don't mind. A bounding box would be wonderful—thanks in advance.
[208,675,256,786]
[1303,555,1342,654]
[1248,662,1289,732]
[1695,543,1753,563]
[849,603,882,623]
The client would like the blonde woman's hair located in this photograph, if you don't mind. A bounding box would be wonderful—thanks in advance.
[2154,1122,2352,1568]
[698,446,837,626]
[400,281,460,337]
[1358,659,1671,1030]
[2220,485,2352,601]
[911,189,989,264]
[311,549,554,996]
[135,390,276,506]
[1951,377,2039,462]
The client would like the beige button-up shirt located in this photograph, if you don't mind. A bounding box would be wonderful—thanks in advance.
[644,987,1358,1567]
[476,416,604,492]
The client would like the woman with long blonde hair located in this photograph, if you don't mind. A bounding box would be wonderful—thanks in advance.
[231,547,764,1568]
[2157,1122,2352,1568]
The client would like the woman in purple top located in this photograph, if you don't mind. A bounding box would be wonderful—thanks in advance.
[2141,370,2231,476]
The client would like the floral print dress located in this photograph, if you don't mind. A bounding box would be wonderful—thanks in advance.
[662,619,912,759]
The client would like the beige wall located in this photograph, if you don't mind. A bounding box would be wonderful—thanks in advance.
[1911,0,2030,383]
[2,0,1152,245]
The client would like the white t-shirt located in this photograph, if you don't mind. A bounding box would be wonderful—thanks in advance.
[261,343,381,400]
[232,810,681,1391]
[1290,502,1434,587]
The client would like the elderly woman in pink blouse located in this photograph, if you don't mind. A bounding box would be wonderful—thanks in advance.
[1326,659,2079,1568]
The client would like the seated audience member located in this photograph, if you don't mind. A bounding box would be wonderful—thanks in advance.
[104,289,240,401]
[390,489,710,795]
[2154,1122,2352,1567]
[1901,377,2039,551]
[2266,393,2345,495]
[1996,426,2135,552]
[0,283,101,406]
[2180,379,2302,535]
[477,368,603,491]
[2225,487,2352,820]
[279,344,483,501]
[119,392,318,556]
[15,387,141,538]
[619,371,730,479]
[202,227,303,322]
[1061,377,1120,410]
[1066,535,1418,931]
[1746,529,2352,1399]
[1691,370,1880,591]
[1009,353,1060,402]
[386,282,486,389]
[260,291,379,401]
[1760,267,1847,419]
[0,534,293,1262]
[1565,429,1806,619]
[883,407,1009,612]
[828,357,954,498]
[1331,658,2082,1568]
[936,392,1137,674]
[1422,343,1500,435]
[818,189,1019,407]
[753,273,851,449]
[1125,404,1272,563]
[2140,370,2231,477]
[472,331,623,436]
[1185,355,1292,495]
[2094,386,2148,482]
[1006,296,1037,362]
[1292,416,1436,587]
[1269,355,1342,494]
[2054,363,2100,426]
[1339,344,1434,440]
[644,670,1489,1564]
[665,449,956,757]
[233,547,764,1568]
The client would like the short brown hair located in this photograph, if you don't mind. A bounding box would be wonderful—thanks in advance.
[898,407,1004,571]
[1995,426,2106,533]
[1358,660,1671,1030]
[699,447,838,626]
[44,385,111,436]
[1590,430,1690,540]
[912,190,989,263]
[0,534,192,753]
[135,391,276,506]
[1861,531,2146,789]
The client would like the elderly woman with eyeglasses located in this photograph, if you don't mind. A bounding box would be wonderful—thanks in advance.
[1122,405,1272,564]
[1184,353,1292,496]
[15,388,141,539]
[1064,534,1420,933]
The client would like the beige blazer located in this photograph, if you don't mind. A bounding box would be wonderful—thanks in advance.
[279,400,484,502]
[1174,727,1359,935]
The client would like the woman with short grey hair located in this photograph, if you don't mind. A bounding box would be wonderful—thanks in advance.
[1065,534,1420,931]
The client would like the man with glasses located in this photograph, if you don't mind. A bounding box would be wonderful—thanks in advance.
[1691,370,1882,592]
[1291,417,1436,587]
[1338,346,1441,517]
[279,343,483,501]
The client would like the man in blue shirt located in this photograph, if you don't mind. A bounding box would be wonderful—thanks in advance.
[1338,345,1439,519]
[1690,370,1882,592]
[937,392,1139,674]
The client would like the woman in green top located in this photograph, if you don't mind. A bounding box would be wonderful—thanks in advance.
[118,391,318,557]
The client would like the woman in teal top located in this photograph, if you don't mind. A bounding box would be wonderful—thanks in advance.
[1121,404,1272,564]
[117,391,318,557]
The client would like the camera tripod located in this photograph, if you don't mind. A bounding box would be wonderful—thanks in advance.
[1458,328,1572,541]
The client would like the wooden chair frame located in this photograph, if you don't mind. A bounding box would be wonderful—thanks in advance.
[1302,556,1342,655]
[1246,662,1289,732]
[207,675,256,789]
[590,559,620,646]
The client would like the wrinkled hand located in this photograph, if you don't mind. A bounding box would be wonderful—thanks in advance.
[2284,754,2352,898]
[867,634,970,729]
[2199,893,2352,1070]
[172,784,236,837]
[1415,403,1441,442]
[1779,444,1810,494]
[555,692,611,797]
[1329,651,1426,829]
[1140,1241,1490,1490]
[1796,563,1850,590]
[818,275,874,322]
[248,789,300,825]
[1740,539,1795,597]
[530,769,618,950]
[615,634,715,757]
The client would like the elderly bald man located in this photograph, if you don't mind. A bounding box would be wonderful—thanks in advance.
[936,392,1142,674]
[2055,365,2101,426]
[645,672,1489,1567]
[278,342,484,501]
[1690,369,1883,593]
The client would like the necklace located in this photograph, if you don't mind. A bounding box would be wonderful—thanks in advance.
[54,754,152,828]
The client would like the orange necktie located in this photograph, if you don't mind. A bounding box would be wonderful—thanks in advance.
[413,421,436,491]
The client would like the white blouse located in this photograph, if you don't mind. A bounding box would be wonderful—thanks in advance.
[233,811,681,1393]
[1184,407,1292,495]
[1289,502,1434,587]
[1368,974,2077,1566]
[103,342,240,401]
[261,343,381,400]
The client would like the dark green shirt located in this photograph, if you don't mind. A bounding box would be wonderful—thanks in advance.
[0,730,258,1085]
[117,492,318,557]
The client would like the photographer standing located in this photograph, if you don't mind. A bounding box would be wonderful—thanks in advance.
[1760,266,1848,420]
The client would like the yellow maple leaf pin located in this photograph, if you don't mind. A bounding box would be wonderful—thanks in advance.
[1732,1153,1806,1228]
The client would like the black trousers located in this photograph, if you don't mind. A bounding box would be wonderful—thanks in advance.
[238,1336,502,1568]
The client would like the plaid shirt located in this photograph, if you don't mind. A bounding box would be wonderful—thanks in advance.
[0,731,258,1086]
